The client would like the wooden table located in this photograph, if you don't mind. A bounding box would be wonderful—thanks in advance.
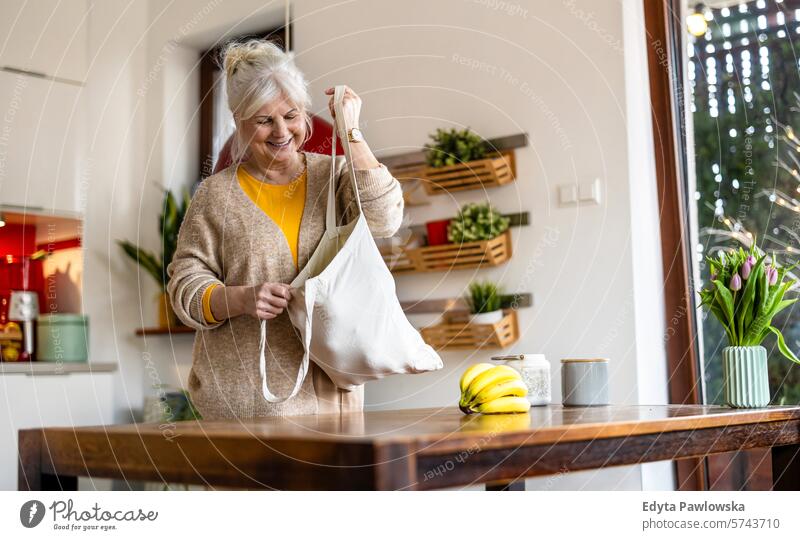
[18,405,800,490]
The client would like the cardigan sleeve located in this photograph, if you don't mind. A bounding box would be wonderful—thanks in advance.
[334,156,404,238]
[166,181,226,331]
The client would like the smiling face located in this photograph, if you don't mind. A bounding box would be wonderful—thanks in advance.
[239,94,306,167]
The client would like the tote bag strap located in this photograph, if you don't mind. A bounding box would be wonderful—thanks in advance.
[258,284,315,403]
[325,85,363,232]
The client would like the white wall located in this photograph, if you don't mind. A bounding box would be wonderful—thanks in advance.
[621,0,673,491]
[76,0,672,490]
[82,0,151,423]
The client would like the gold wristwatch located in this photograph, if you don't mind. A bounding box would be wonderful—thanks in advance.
[347,127,364,143]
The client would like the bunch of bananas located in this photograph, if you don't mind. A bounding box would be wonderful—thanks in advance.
[458,363,531,414]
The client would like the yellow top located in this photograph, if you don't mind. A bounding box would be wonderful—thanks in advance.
[237,165,307,268]
[201,165,307,324]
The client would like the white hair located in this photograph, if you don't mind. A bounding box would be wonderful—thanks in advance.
[221,39,312,163]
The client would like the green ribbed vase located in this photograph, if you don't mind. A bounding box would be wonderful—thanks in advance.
[722,346,770,408]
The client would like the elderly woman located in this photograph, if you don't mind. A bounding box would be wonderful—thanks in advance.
[167,39,403,419]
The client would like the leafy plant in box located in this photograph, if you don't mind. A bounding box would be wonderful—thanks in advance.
[447,203,510,243]
[425,127,488,167]
[466,280,503,314]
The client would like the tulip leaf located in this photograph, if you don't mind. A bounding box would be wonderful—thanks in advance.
[745,279,789,346]
[768,326,800,365]
[767,281,792,318]
[738,257,764,339]
[708,302,734,344]
[772,298,798,319]
[756,327,771,345]
[757,263,769,311]
[713,280,735,339]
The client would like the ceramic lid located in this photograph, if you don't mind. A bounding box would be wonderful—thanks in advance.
[491,353,549,366]
[37,313,89,325]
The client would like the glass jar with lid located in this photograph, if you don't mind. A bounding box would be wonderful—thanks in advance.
[491,354,551,406]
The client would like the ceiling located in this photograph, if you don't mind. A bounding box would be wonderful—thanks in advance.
[179,6,286,50]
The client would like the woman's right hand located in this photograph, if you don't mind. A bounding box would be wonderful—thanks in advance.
[240,282,293,320]
[208,283,294,322]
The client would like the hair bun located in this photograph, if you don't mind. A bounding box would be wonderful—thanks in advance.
[223,43,254,79]
[222,39,292,79]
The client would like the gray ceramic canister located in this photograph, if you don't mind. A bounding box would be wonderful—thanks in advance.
[561,358,609,406]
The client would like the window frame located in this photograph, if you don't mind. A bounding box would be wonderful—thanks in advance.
[644,0,706,491]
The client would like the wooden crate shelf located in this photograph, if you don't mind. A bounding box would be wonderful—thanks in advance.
[421,309,519,350]
[382,229,512,274]
[419,150,516,195]
[381,132,528,171]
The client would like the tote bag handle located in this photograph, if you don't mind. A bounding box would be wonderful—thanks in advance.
[325,85,363,232]
[258,283,315,403]
[259,85,358,404]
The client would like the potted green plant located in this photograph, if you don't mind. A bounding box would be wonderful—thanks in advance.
[424,127,488,167]
[448,202,510,243]
[118,189,191,328]
[699,245,800,407]
[466,280,504,324]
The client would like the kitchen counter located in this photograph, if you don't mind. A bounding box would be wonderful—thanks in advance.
[18,404,800,490]
[0,362,117,375]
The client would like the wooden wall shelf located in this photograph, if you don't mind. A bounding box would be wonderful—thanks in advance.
[384,133,527,196]
[135,326,194,336]
[400,293,532,314]
[380,132,528,170]
[404,150,516,195]
[0,361,117,376]
[382,229,512,274]
[421,309,519,350]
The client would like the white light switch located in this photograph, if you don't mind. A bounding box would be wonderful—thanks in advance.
[558,184,577,206]
[578,179,601,205]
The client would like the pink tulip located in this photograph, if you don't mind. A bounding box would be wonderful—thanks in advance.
[746,255,756,266]
[730,273,742,291]
[741,260,752,280]
[768,266,778,286]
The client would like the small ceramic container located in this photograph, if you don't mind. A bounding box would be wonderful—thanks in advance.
[561,358,609,406]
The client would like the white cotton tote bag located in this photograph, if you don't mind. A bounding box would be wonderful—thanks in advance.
[258,86,442,403]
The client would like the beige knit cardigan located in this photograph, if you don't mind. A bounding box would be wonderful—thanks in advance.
[166,151,404,419]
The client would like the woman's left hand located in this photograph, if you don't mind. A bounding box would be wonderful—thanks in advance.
[325,86,361,133]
